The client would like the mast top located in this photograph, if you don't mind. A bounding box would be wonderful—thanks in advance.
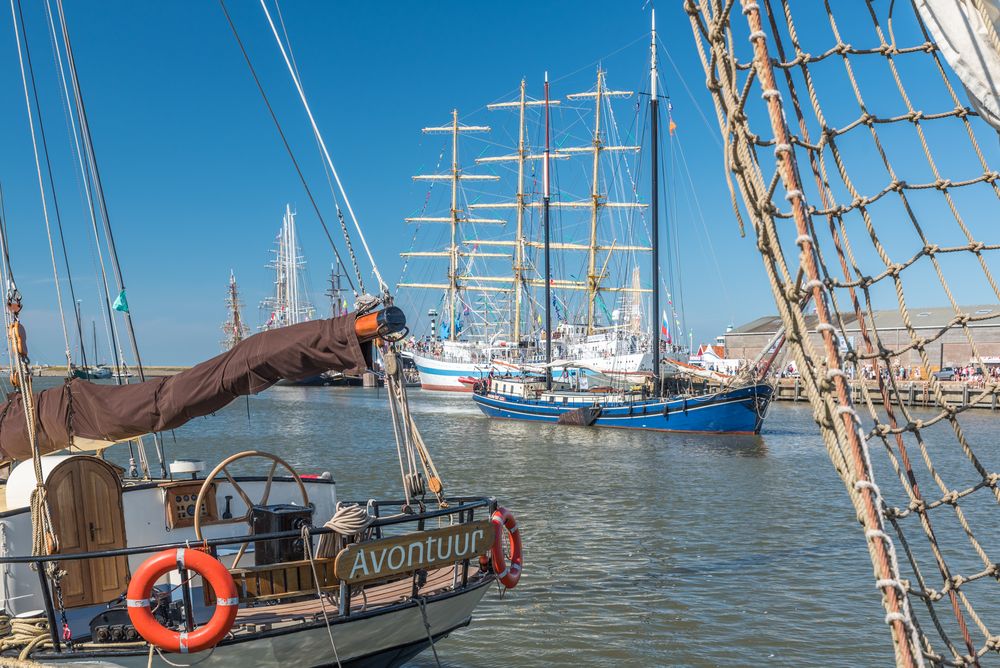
[650,8,658,100]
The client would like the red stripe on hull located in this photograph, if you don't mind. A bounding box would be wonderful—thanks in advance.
[421,383,473,393]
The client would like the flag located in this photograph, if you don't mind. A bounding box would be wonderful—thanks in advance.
[660,310,671,343]
[669,119,677,135]
[113,290,129,314]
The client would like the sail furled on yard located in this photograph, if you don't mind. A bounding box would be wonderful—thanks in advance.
[0,313,370,459]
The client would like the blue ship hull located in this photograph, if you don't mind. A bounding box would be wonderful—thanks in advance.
[472,383,773,434]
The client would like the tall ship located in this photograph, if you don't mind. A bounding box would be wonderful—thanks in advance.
[400,75,663,391]
[260,204,315,332]
[220,270,250,352]
[259,205,332,387]
[471,12,774,433]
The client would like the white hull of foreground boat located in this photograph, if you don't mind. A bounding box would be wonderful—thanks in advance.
[38,579,490,667]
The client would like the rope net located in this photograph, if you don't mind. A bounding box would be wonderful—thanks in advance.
[687,1,1000,666]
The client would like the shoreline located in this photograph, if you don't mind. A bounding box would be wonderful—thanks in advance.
[30,366,189,378]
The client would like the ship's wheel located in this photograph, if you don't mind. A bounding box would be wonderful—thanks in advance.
[193,451,311,547]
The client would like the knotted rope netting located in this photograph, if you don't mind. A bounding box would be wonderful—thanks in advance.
[687,1,1000,665]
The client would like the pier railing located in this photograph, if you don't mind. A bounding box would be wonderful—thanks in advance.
[771,378,1000,410]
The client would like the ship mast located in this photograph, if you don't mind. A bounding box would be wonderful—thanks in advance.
[326,259,347,316]
[649,9,661,385]
[566,70,644,334]
[262,204,313,330]
[400,110,504,342]
[543,72,553,389]
[222,270,249,351]
[474,80,550,342]
[469,74,649,336]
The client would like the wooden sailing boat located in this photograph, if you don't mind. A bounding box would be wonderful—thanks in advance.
[471,11,775,434]
[0,2,521,665]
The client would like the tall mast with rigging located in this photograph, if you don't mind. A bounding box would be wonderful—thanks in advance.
[475,80,551,342]
[469,74,650,336]
[543,72,553,389]
[222,270,249,351]
[566,70,646,334]
[399,110,504,341]
[649,9,661,386]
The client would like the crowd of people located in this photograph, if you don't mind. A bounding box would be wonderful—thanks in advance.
[776,362,1000,385]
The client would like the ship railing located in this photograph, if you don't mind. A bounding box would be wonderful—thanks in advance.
[1,495,496,653]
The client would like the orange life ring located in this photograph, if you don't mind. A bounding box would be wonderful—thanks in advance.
[127,548,238,654]
[479,507,522,588]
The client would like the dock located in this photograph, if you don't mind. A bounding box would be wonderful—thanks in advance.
[772,378,1000,411]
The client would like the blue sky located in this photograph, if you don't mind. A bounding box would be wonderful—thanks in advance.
[0,1,995,364]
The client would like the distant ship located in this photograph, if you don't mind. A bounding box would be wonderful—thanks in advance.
[220,270,250,352]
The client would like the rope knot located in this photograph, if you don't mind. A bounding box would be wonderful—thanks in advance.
[969,240,986,253]
[942,490,960,505]
[923,243,939,256]
[986,472,1000,487]
[835,42,852,55]
[933,177,951,190]
[908,498,926,513]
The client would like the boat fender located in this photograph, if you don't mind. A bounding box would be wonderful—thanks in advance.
[479,507,523,589]
[662,403,670,418]
[127,548,238,654]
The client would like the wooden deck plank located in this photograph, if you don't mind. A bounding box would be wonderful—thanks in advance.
[233,565,465,626]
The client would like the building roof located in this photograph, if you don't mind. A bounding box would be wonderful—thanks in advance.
[729,305,1000,335]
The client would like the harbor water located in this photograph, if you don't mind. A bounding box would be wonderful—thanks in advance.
[87,381,997,666]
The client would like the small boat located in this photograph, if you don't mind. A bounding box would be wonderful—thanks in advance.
[71,364,113,380]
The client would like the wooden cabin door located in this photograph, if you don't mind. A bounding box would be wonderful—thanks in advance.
[48,458,129,608]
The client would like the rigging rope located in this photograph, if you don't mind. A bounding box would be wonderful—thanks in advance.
[686,0,1000,665]
[217,0,358,296]
[54,0,160,478]
[258,0,387,294]
[9,0,72,370]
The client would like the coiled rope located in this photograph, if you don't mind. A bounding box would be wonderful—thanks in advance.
[315,503,375,559]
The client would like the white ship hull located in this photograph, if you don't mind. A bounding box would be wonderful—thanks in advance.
[410,353,492,392]
[41,580,490,668]
[411,350,652,392]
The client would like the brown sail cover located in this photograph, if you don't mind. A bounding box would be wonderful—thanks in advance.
[0,313,371,459]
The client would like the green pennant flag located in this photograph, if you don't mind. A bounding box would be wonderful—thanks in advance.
[112,290,129,314]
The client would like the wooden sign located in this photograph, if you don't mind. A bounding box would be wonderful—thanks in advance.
[334,520,494,585]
